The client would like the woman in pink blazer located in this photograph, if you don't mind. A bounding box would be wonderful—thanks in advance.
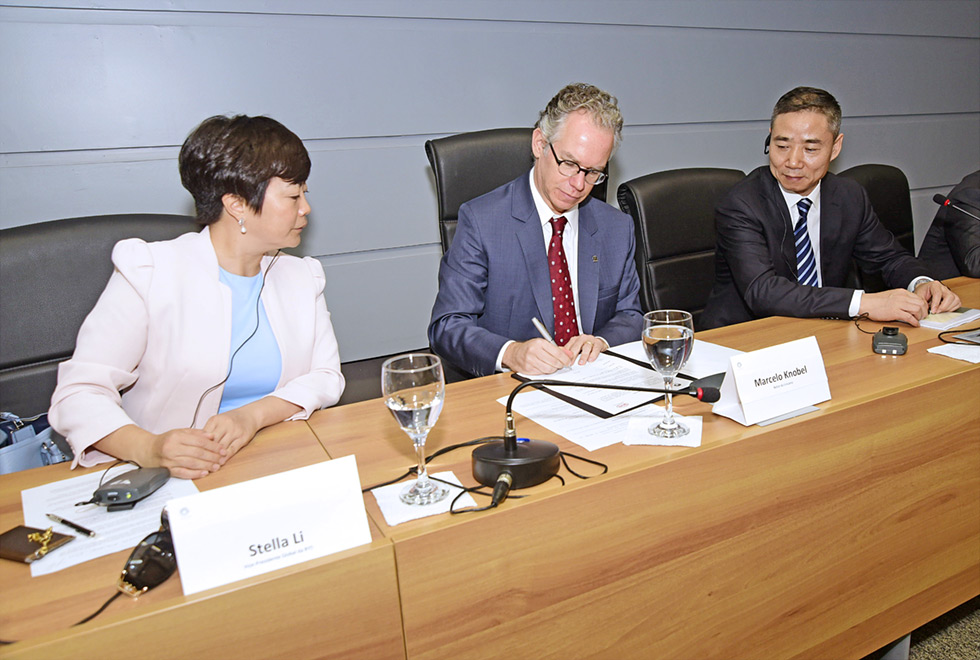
[50,116,345,479]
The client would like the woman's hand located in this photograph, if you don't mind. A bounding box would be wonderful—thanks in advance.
[203,408,261,460]
[202,396,303,462]
[148,428,226,479]
[94,425,225,480]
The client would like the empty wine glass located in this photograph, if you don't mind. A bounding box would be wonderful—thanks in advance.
[381,353,449,505]
[642,310,694,438]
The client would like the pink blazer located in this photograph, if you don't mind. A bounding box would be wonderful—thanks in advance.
[49,227,345,467]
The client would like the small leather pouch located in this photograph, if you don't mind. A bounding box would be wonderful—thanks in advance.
[0,525,74,563]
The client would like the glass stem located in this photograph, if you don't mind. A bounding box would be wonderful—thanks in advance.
[412,433,429,486]
[662,377,676,427]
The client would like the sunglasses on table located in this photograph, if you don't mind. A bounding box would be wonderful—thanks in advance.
[117,507,176,598]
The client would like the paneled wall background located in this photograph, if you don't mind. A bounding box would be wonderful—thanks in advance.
[2,1,978,361]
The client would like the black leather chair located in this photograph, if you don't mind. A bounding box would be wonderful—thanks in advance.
[838,164,916,292]
[424,127,609,381]
[0,214,199,416]
[425,127,608,254]
[617,168,745,329]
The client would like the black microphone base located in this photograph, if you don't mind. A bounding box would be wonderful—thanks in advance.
[472,439,560,489]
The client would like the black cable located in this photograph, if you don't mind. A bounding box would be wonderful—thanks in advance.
[361,435,608,513]
[76,460,141,506]
[559,451,609,480]
[190,251,281,428]
[851,313,877,335]
[0,591,125,644]
[490,472,513,507]
[939,326,980,345]
[73,591,123,626]
[361,436,501,493]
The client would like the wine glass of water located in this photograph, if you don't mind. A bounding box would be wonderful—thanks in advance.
[381,353,449,506]
[642,310,694,438]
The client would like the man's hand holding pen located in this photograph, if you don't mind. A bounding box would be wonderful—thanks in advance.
[503,317,607,374]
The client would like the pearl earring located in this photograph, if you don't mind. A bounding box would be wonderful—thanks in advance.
[238,217,246,234]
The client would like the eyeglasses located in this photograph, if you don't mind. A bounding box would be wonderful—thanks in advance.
[117,508,176,598]
[548,143,607,185]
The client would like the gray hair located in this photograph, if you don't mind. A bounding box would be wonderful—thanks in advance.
[536,83,623,152]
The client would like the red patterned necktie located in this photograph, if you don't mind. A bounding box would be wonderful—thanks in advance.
[548,216,579,346]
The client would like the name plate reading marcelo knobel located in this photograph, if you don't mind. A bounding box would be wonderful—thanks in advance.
[713,335,830,426]
[166,456,371,596]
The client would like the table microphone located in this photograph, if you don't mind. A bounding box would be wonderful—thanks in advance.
[472,377,721,493]
[933,193,980,221]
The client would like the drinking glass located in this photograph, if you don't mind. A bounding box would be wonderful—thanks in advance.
[642,310,695,438]
[381,353,449,505]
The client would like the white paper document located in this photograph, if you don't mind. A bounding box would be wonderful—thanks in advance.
[167,456,371,596]
[611,339,743,379]
[21,468,198,576]
[372,471,476,525]
[499,388,652,451]
[520,352,679,416]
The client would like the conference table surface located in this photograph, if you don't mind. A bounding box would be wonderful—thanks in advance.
[0,420,404,659]
[1,277,977,659]
[308,277,979,660]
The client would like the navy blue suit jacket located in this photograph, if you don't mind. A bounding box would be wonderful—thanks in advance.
[428,173,642,377]
[702,167,931,329]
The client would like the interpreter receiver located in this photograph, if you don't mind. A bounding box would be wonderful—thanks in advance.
[872,326,907,356]
[77,467,171,512]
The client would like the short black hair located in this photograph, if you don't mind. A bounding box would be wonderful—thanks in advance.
[178,115,311,225]
[771,87,842,137]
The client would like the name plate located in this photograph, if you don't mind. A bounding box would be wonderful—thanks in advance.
[713,335,830,426]
[167,456,371,596]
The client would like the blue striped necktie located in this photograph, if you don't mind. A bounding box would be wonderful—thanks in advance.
[794,198,819,287]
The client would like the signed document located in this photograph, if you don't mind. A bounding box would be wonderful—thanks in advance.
[518,352,687,417]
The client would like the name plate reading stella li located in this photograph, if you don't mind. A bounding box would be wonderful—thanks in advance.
[166,456,371,596]
[713,335,830,426]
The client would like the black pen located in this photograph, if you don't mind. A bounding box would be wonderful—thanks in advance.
[46,513,96,537]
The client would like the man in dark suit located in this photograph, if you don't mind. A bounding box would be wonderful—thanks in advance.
[702,86,960,330]
[918,170,980,279]
[428,83,642,377]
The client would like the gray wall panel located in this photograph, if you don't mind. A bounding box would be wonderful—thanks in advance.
[318,245,440,361]
[5,1,979,38]
[7,116,976,244]
[1,1,978,362]
[2,8,977,151]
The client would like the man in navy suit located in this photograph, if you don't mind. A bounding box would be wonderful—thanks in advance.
[702,86,960,330]
[428,83,642,377]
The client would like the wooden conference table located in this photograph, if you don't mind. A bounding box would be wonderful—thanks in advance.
[0,420,404,658]
[2,277,978,659]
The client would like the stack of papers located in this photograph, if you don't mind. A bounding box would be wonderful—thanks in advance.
[920,307,980,330]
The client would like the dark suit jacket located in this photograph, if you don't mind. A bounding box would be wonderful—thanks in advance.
[702,167,931,329]
[918,170,980,279]
[428,173,642,377]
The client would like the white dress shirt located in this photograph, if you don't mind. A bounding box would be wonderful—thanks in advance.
[494,169,590,371]
[777,181,929,317]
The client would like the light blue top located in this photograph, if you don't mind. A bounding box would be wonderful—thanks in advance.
[217,268,282,414]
